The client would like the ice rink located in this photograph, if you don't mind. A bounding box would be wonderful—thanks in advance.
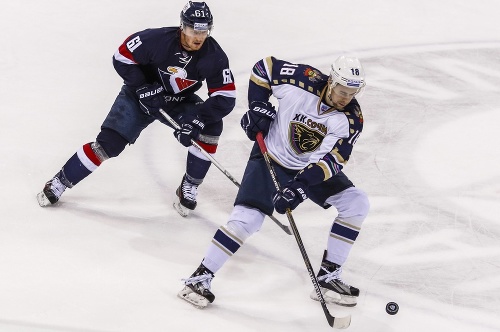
[1,1,499,331]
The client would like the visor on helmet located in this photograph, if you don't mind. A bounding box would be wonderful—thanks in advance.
[181,21,212,37]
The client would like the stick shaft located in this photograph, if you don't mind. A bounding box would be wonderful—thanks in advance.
[159,109,292,235]
[256,132,350,328]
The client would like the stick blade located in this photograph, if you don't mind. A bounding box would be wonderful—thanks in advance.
[282,225,293,235]
[331,315,351,329]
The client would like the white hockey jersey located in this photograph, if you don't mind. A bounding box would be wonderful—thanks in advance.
[248,56,364,181]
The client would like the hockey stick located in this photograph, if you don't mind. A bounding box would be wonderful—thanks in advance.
[158,109,292,235]
[255,132,351,329]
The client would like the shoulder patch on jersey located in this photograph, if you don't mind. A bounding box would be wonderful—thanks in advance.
[343,103,364,127]
[304,67,322,82]
[289,121,325,154]
[353,105,363,123]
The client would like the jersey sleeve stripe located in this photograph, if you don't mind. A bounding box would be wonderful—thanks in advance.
[208,82,235,93]
[250,73,270,89]
[318,155,343,179]
[210,90,236,98]
[113,44,137,65]
[208,82,236,98]
[253,60,268,78]
[317,160,333,179]
[263,56,274,78]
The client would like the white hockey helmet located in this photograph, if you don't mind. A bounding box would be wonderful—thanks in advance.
[329,56,366,93]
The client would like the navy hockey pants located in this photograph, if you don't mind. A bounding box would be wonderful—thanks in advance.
[98,85,223,156]
[234,143,354,216]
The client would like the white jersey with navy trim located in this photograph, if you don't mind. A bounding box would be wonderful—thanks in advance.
[248,56,363,179]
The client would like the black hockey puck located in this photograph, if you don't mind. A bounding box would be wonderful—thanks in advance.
[386,302,399,315]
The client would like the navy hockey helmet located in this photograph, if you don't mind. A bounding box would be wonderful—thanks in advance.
[180,2,213,35]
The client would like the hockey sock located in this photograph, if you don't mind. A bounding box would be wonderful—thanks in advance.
[185,146,212,184]
[202,225,242,273]
[202,205,265,273]
[59,142,107,186]
[326,217,361,265]
[324,187,369,265]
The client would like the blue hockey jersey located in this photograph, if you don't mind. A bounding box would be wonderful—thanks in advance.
[113,27,236,123]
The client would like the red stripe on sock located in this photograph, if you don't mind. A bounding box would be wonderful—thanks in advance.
[196,141,217,154]
[83,143,102,166]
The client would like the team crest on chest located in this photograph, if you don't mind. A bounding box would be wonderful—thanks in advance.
[289,122,324,154]
[158,66,198,94]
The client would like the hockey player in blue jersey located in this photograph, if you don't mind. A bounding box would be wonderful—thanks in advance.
[36,2,236,216]
[178,56,370,309]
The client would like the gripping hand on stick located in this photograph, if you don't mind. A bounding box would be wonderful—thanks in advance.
[174,115,205,147]
[272,179,308,214]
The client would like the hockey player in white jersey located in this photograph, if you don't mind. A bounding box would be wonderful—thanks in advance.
[178,55,370,309]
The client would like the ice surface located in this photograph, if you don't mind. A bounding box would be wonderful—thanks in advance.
[1,1,499,331]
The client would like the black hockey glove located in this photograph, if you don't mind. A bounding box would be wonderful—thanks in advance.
[174,115,205,147]
[135,83,167,117]
[273,180,308,214]
[240,101,276,141]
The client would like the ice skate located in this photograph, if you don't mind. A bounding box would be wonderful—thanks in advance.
[37,175,67,207]
[173,175,199,217]
[178,264,215,309]
[310,252,359,307]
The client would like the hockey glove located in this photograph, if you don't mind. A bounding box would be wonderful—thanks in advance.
[273,180,308,214]
[240,101,276,141]
[174,115,205,147]
[135,83,167,117]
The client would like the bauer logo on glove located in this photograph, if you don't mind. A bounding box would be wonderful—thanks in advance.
[138,85,164,99]
[240,101,277,141]
[251,104,276,119]
[135,83,167,117]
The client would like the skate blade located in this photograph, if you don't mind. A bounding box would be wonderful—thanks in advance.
[173,199,190,217]
[310,288,357,307]
[36,191,52,207]
[178,286,209,309]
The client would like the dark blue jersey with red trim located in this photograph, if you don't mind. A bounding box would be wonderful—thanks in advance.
[113,27,236,123]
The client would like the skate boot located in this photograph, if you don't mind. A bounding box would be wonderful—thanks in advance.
[173,175,199,217]
[37,174,68,207]
[310,252,359,307]
[178,264,215,309]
